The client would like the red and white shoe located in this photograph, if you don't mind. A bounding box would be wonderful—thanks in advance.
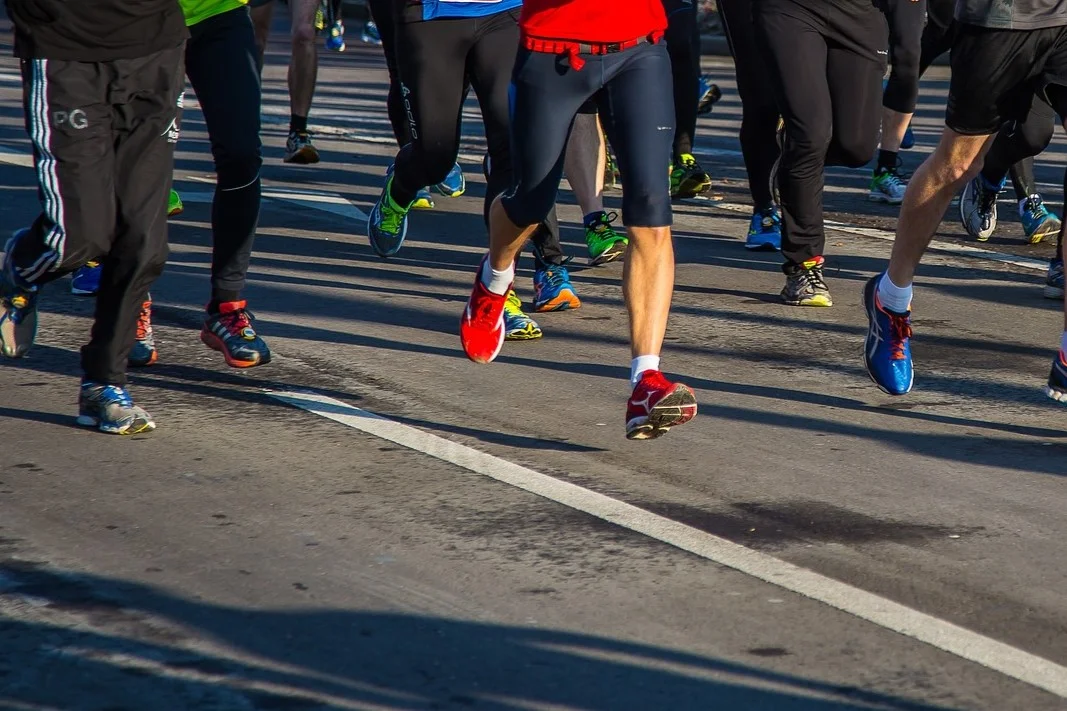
[625,370,697,440]
[460,264,508,364]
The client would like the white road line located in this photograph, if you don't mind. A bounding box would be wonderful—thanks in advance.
[269,389,1067,700]
[180,176,369,220]
[707,200,1050,273]
[0,145,34,168]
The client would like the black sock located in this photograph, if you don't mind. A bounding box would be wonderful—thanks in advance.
[290,114,308,133]
[877,149,898,173]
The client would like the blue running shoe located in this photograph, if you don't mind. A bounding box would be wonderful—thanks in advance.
[0,229,40,358]
[325,21,346,52]
[360,20,381,45]
[77,381,156,435]
[863,274,914,395]
[434,162,465,198]
[900,123,915,150]
[533,264,580,312]
[1046,351,1067,404]
[745,206,782,251]
[1045,258,1064,300]
[367,174,411,258]
[1020,195,1061,244]
[71,260,102,295]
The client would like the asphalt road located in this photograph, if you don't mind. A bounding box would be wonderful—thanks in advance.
[0,18,1066,711]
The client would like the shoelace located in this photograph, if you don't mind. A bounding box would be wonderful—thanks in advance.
[471,295,501,328]
[888,314,913,361]
[978,183,998,215]
[217,308,254,337]
[540,268,569,289]
[1023,197,1047,221]
[795,266,828,294]
[134,303,152,340]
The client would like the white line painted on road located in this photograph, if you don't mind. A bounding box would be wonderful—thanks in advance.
[707,200,1050,273]
[269,389,1067,700]
[180,176,368,220]
[0,145,34,168]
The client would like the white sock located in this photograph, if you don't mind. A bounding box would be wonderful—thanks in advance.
[877,272,912,313]
[1060,331,1067,355]
[630,355,661,387]
[480,258,514,296]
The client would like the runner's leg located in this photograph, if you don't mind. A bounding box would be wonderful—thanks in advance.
[284,0,321,163]
[664,0,711,198]
[367,0,410,147]
[185,7,271,367]
[248,0,275,73]
[872,0,925,204]
[565,105,627,264]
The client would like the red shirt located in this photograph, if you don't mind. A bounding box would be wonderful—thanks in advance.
[519,0,667,44]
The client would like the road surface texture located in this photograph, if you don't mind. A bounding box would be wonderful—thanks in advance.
[0,16,1065,711]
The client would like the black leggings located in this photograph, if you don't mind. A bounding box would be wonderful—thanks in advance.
[718,0,779,208]
[755,0,887,267]
[186,7,263,302]
[882,0,926,114]
[664,0,701,161]
[388,12,565,265]
[366,0,411,148]
[919,0,1053,200]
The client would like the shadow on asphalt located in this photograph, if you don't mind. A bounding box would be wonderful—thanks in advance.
[0,560,964,711]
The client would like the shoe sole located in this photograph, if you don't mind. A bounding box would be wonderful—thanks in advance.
[167,206,183,218]
[782,295,833,307]
[862,278,913,396]
[672,179,712,201]
[590,243,627,266]
[128,350,158,368]
[745,238,780,251]
[505,329,543,341]
[284,147,320,165]
[76,414,157,435]
[534,293,581,313]
[1045,385,1067,403]
[867,193,903,205]
[201,331,271,368]
[1044,285,1065,300]
[1028,220,1061,245]
[626,384,698,440]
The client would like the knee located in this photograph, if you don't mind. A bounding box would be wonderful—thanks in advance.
[1016,118,1054,157]
[500,182,556,228]
[621,179,671,228]
[291,23,315,47]
[214,144,263,190]
[933,141,985,187]
[784,125,833,165]
[834,132,879,168]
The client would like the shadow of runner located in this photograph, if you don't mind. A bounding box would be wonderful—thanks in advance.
[0,562,964,711]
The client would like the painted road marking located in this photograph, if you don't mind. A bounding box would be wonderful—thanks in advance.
[182,176,369,221]
[269,389,1067,700]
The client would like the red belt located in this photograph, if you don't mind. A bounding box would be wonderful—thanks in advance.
[523,32,663,71]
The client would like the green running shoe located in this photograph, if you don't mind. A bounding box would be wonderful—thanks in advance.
[584,210,627,266]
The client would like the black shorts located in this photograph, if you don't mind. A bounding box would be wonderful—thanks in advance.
[502,40,675,228]
[947,23,1067,135]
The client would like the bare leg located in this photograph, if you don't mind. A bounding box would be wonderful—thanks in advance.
[564,112,606,215]
[887,129,996,286]
[488,196,539,271]
[879,107,912,154]
[624,227,674,357]
[250,2,275,72]
[288,0,319,119]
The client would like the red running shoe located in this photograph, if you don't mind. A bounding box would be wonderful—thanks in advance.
[460,264,507,364]
[625,370,697,440]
